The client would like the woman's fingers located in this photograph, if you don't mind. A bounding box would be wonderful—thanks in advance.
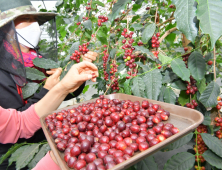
[83,51,98,61]
[82,56,92,62]
[75,61,98,72]
[74,62,98,82]
[46,68,60,75]
[51,68,62,79]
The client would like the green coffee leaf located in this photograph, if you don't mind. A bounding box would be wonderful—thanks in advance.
[196,78,207,94]
[91,1,105,7]
[22,83,40,99]
[33,58,59,69]
[111,0,131,23]
[171,80,187,90]
[16,144,40,170]
[82,20,92,30]
[201,133,222,157]
[162,133,193,151]
[199,81,220,108]
[132,15,140,23]
[174,0,198,42]
[171,58,190,82]
[205,52,213,61]
[202,150,222,169]
[130,23,143,31]
[97,29,107,38]
[136,156,158,170]
[0,142,27,165]
[158,86,166,102]
[82,85,90,94]
[143,69,162,100]
[164,87,177,104]
[188,52,206,82]
[96,77,106,92]
[69,41,80,56]
[162,69,178,84]
[59,25,67,38]
[132,4,142,12]
[133,46,155,61]
[178,91,190,106]
[158,53,172,65]
[124,79,131,95]
[92,94,100,99]
[97,36,107,44]
[135,0,144,5]
[202,116,211,126]
[28,144,50,169]
[107,48,117,63]
[196,0,222,49]
[8,144,29,167]
[25,67,46,80]
[142,23,156,44]
[164,152,195,170]
[132,77,145,97]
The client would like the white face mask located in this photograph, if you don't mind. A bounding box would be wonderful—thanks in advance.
[16,22,42,49]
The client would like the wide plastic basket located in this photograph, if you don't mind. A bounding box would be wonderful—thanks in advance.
[40,93,204,170]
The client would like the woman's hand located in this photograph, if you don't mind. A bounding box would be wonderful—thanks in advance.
[43,68,62,90]
[35,62,98,118]
[82,51,98,62]
[59,61,98,93]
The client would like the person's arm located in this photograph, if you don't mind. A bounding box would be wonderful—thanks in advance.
[0,105,40,144]
[0,62,98,144]
[0,81,72,144]
[64,82,85,101]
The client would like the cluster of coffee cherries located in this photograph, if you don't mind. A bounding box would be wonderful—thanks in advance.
[70,43,89,63]
[185,76,198,95]
[126,54,147,78]
[215,117,222,139]
[109,60,119,91]
[86,3,91,10]
[151,33,160,58]
[216,96,222,110]
[114,18,120,22]
[182,52,199,109]
[194,125,208,170]
[109,77,119,91]
[45,95,179,169]
[101,45,109,81]
[120,28,140,79]
[185,76,198,109]
[137,41,144,46]
[182,49,190,65]
[83,16,89,21]
[215,96,222,139]
[121,28,134,39]
[101,45,119,92]
[98,15,108,26]
[186,100,198,109]
[70,51,81,63]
